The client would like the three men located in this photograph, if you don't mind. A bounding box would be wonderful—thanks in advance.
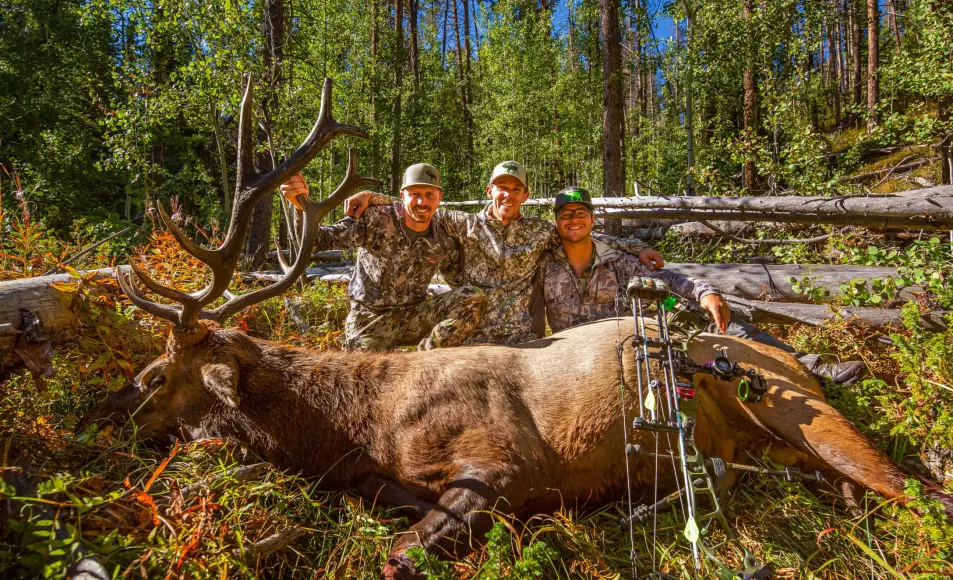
[538,186,865,386]
[280,163,486,351]
[345,161,664,345]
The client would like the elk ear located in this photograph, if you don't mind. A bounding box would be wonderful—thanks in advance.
[201,359,240,409]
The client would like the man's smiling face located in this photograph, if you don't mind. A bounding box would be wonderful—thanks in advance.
[401,184,443,226]
[486,175,529,222]
[555,202,594,243]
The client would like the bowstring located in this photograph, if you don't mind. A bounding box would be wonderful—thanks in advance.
[616,303,639,580]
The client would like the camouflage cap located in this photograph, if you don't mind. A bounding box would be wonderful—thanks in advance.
[554,186,594,213]
[488,160,528,190]
[401,163,442,191]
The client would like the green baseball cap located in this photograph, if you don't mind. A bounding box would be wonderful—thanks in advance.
[488,160,528,189]
[401,163,442,191]
[554,186,594,213]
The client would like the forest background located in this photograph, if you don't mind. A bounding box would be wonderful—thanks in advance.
[2,0,953,578]
[2,0,951,260]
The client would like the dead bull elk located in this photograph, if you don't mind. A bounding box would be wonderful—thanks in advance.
[80,81,953,579]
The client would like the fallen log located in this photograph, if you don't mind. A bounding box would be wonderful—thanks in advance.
[666,263,918,302]
[443,185,953,229]
[725,295,948,331]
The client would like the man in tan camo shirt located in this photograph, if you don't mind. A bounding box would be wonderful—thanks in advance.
[280,164,486,351]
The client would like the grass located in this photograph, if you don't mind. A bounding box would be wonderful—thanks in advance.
[2,249,952,579]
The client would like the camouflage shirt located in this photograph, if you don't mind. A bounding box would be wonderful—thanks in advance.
[539,240,720,333]
[437,203,648,344]
[315,203,461,312]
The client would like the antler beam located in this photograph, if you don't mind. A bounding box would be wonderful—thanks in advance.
[119,76,370,330]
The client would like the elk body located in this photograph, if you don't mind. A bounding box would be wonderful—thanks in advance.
[80,76,953,578]
[82,318,953,578]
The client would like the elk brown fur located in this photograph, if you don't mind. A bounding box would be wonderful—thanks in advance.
[80,317,953,579]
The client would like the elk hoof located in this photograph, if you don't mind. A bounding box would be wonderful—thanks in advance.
[382,553,422,580]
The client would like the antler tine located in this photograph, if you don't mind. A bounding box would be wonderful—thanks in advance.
[235,74,258,199]
[115,265,187,326]
[155,202,223,267]
[204,149,377,324]
[194,78,366,311]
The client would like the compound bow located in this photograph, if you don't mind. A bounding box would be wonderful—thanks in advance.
[618,276,823,579]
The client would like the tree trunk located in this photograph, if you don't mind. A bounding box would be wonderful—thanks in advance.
[247,0,285,266]
[408,0,419,86]
[850,0,863,113]
[390,0,405,195]
[369,0,381,175]
[742,0,757,192]
[866,0,879,131]
[886,0,901,51]
[827,10,842,128]
[462,0,475,164]
[601,0,626,233]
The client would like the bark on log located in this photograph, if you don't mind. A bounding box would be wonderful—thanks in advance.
[725,295,948,331]
[0,269,116,339]
[666,263,918,302]
[603,187,953,229]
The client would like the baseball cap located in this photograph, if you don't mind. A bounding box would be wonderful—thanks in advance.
[401,163,442,191]
[554,186,594,213]
[488,160,528,189]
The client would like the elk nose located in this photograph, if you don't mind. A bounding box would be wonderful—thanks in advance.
[74,382,140,435]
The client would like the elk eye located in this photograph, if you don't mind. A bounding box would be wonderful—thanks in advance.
[148,375,166,389]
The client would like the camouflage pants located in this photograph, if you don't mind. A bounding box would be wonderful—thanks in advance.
[343,286,487,351]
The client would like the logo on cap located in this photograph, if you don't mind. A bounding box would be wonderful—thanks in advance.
[502,162,520,173]
[425,168,437,180]
[565,189,583,201]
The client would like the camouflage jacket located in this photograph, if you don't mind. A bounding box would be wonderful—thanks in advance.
[539,240,720,333]
[314,203,461,312]
[437,203,648,344]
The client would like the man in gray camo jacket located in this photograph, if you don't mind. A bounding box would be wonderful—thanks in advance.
[538,186,866,386]
[280,164,486,351]
[345,161,666,345]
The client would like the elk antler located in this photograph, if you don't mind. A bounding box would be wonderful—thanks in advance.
[117,76,374,329]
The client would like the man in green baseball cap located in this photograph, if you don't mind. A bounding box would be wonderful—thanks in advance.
[279,164,486,351]
[536,185,865,386]
[344,163,666,345]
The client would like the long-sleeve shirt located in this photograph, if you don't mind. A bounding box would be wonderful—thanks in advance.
[314,203,461,312]
[539,239,719,333]
[436,203,648,343]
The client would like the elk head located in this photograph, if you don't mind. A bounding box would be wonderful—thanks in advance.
[79,76,377,442]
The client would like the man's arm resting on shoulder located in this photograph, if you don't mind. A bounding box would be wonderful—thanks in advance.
[344,190,395,219]
[589,232,665,269]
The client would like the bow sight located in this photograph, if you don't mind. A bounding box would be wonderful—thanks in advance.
[619,277,822,580]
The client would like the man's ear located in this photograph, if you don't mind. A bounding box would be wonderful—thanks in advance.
[201,359,240,409]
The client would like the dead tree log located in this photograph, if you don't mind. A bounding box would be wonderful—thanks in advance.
[442,186,953,229]
[667,263,918,302]
[725,295,948,331]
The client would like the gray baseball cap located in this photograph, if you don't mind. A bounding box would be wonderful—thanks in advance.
[401,163,442,191]
[488,160,528,189]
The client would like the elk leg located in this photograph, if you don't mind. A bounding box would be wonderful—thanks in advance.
[357,476,437,519]
[382,472,510,580]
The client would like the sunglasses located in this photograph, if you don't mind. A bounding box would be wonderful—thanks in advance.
[556,208,593,221]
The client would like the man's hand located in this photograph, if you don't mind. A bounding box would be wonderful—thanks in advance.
[700,293,731,333]
[345,191,374,218]
[280,173,310,210]
[638,247,665,270]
